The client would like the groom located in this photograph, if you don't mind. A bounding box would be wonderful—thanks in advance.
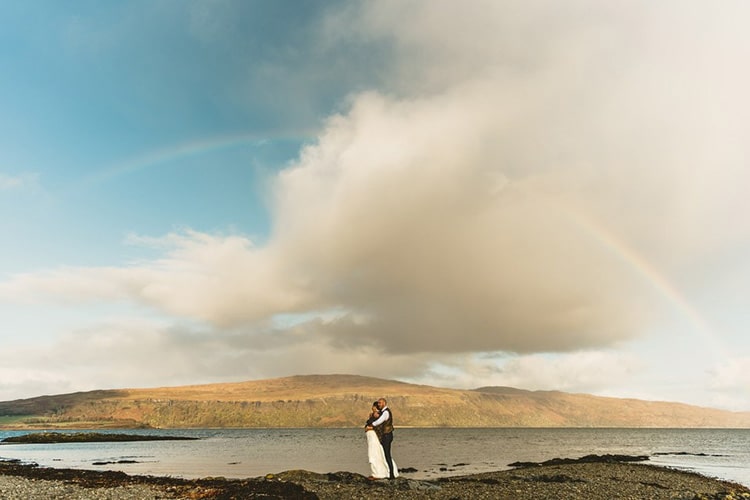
[368,397,395,480]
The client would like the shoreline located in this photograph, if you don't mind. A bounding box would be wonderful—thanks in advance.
[2,456,750,499]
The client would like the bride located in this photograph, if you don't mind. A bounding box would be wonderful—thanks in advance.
[365,402,398,479]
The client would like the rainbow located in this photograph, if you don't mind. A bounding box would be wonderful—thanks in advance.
[75,140,727,361]
[565,206,728,361]
[76,132,312,190]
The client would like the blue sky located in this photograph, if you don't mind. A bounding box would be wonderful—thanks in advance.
[2,1,750,412]
[1,1,344,266]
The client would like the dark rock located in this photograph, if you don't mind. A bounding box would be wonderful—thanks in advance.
[653,451,727,457]
[508,461,542,468]
[1,460,317,499]
[91,460,140,465]
[1,432,197,444]
[324,471,364,483]
[510,454,648,468]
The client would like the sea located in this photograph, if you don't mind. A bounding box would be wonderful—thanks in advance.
[1,428,749,487]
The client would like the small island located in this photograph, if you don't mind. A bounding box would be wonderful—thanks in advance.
[0,431,198,444]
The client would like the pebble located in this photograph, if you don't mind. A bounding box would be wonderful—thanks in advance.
[0,474,178,500]
[2,459,750,499]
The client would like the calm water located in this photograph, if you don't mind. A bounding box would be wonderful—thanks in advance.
[1,428,749,486]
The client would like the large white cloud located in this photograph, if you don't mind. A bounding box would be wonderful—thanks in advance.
[6,1,750,350]
[0,82,661,355]
[3,1,750,403]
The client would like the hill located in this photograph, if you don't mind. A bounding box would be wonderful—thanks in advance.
[1,374,749,429]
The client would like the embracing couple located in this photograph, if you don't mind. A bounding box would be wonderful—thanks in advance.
[364,397,398,480]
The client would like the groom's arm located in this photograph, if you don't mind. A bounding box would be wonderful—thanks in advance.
[368,408,390,427]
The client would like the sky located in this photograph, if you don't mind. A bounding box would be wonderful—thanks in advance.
[1,1,749,411]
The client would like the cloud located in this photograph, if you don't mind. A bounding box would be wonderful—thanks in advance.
[339,0,750,265]
[0,172,38,191]
[0,174,22,190]
[0,315,437,401]
[405,350,642,395]
[0,231,310,325]
[0,142,658,355]
[0,307,636,402]
[6,1,750,356]
[707,356,750,410]
[3,1,750,402]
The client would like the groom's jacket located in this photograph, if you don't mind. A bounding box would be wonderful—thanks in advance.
[380,407,394,435]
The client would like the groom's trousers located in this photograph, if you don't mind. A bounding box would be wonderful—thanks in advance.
[381,432,395,479]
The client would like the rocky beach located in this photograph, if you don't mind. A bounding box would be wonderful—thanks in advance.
[2,455,750,500]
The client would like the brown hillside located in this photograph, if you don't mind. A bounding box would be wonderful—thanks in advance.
[124,374,433,401]
[1,374,749,429]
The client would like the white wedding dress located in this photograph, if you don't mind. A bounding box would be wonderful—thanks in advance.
[366,429,398,478]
